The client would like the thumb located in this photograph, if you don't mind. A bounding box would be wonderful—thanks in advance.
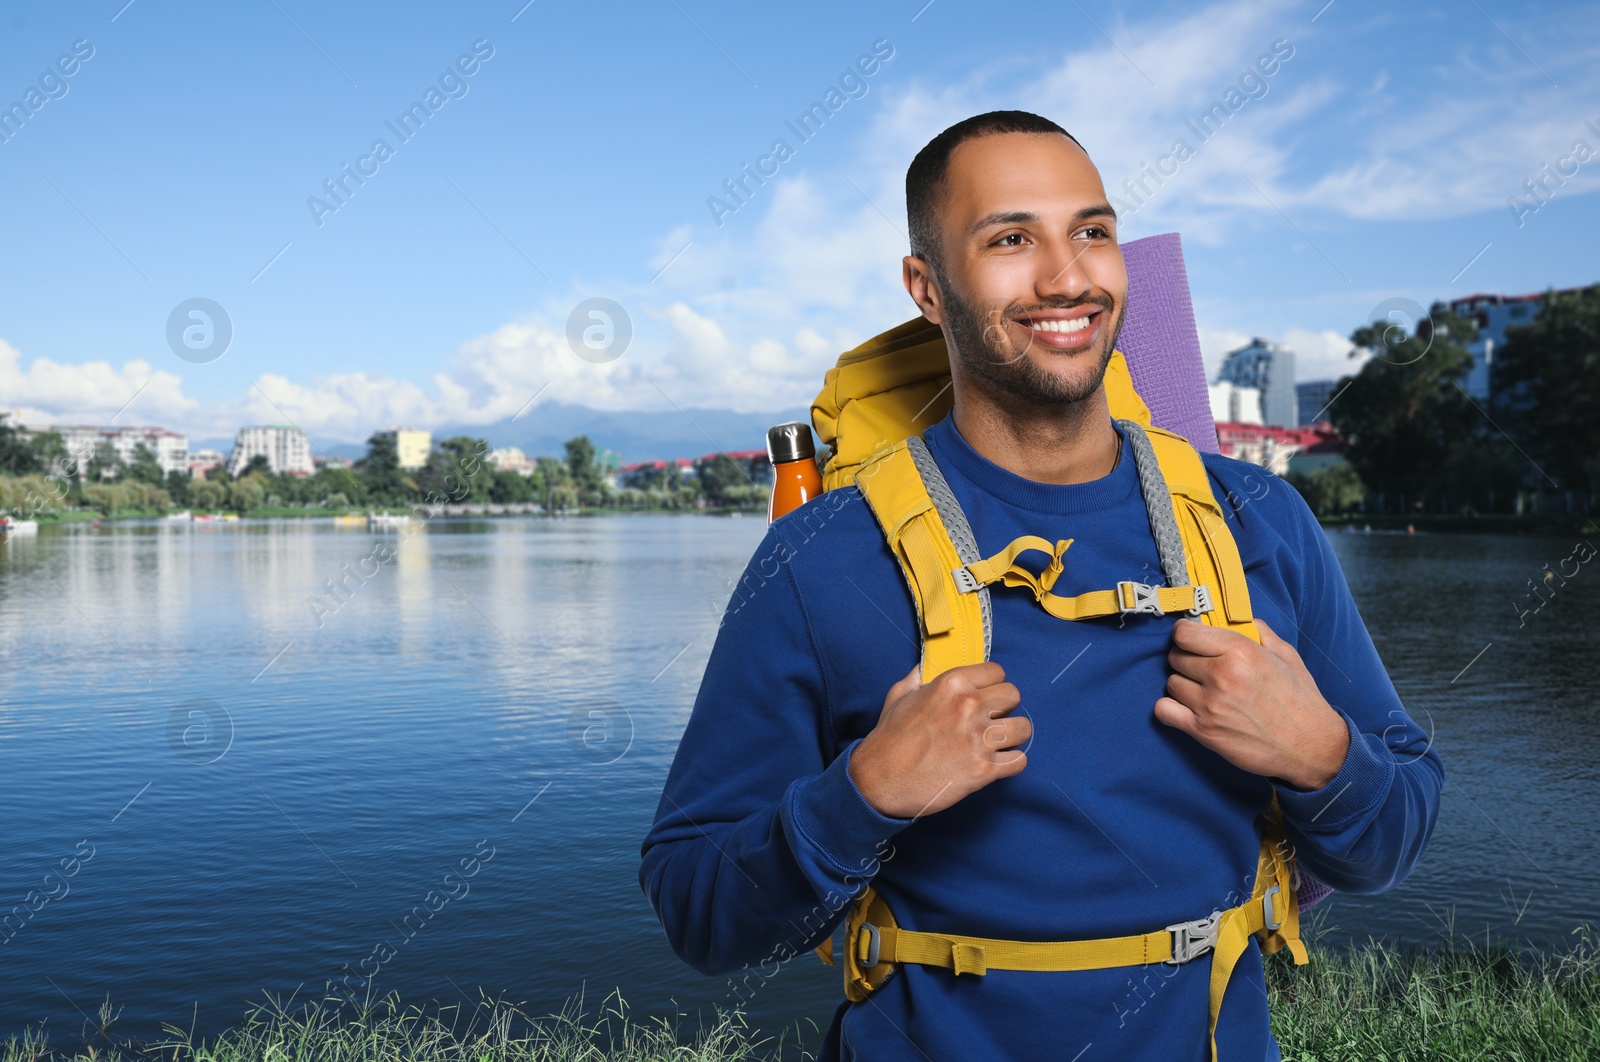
[1254,617,1289,659]
[885,662,922,706]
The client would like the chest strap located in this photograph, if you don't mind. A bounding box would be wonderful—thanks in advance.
[954,535,1215,620]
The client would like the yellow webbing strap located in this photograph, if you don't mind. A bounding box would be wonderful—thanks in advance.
[837,804,1308,1062]
[959,536,1209,621]
[852,442,984,681]
[1143,426,1261,644]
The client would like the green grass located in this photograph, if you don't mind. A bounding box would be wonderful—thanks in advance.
[4,932,1596,1061]
[1266,926,1600,1061]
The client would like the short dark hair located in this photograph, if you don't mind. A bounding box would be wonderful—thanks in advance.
[905,110,1083,273]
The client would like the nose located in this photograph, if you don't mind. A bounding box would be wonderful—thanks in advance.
[1036,238,1093,304]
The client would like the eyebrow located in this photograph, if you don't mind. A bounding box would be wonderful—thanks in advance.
[966,203,1118,238]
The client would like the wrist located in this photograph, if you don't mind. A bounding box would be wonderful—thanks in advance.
[1286,705,1351,791]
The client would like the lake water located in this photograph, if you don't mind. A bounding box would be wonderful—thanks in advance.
[0,516,1595,1048]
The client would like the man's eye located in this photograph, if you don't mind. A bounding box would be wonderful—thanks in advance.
[1078,225,1112,240]
[994,232,1026,247]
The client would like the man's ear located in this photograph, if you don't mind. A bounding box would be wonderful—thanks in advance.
[903,256,946,325]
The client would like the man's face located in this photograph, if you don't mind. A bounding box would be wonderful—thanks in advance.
[917,132,1128,409]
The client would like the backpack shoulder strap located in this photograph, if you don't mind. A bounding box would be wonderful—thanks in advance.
[1138,424,1261,643]
[853,439,989,681]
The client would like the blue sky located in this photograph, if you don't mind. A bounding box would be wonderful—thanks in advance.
[0,0,1595,443]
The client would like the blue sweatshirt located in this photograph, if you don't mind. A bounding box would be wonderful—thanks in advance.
[641,414,1443,1062]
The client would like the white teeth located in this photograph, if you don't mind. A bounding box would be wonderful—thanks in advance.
[1029,315,1092,333]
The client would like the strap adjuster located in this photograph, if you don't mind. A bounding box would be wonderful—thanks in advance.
[1262,885,1284,931]
[1187,584,1214,616]
[1118,581,1164,615]
[858,922,882,967]
[952,566,981,594]
[1165,910,1222,964]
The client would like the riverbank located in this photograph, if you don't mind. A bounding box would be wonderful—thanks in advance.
[6,933,1594,1061]
[1318,512,1598,535]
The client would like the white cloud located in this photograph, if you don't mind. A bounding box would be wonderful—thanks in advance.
[0,339,195,430]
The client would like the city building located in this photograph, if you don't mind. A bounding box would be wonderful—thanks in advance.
[1208,380,1263,426]
[1445,285,1592,400]
[373,428,432,470]
[693,449,774,485]
[1285,422,1348,477]
[616,458,695,489]
[1215,338,1297,427]
[228,425,314,477]
[488,446,534,476]
[1214,422,1313,477]
[51,425,189,477]
[188,448,225,479]
[1295,380,1341,425]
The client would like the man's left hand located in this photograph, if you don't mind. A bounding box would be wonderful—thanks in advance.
[1153,617,1351,791]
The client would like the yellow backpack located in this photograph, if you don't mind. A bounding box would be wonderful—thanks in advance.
[806,316,1309,1062]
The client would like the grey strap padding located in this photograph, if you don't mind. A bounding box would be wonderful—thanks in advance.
[1116,419,1190,588]
[905,435,992,660]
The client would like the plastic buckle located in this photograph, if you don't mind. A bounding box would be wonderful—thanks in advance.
[1187,584,1214,616]
[1262,885,1283,931]
[1118,581,1164,615]
[952,566,981,595]
[858,922,882,968]
[1165,911,1222,964]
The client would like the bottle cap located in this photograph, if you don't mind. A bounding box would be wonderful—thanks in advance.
[766,422,816,465]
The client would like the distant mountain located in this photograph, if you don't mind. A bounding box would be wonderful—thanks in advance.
[198,403,812,466]
[445,402,811,463]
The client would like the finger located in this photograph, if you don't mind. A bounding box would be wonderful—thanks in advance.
[1152,695,1198,735]
[978,682,1023,717]
[949,660,1008,689]
[982,715,1031,751]
[1253,617,1294,663]
[1167,646,1215,683]
[990,749,1028,777]
[1170,616,1234,657]
[1164,672,1204,709]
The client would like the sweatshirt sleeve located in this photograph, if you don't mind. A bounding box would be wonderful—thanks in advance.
[639,522,913,976]
[1251,479,1444,895]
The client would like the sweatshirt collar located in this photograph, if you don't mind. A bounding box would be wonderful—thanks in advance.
[922,412,1137,515]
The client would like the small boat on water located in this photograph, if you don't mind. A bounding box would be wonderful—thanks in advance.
[0,517,39,537]
[192,512,239,523]
[367,513,413,529]
[331,514,367,527]
[166,510,192,521]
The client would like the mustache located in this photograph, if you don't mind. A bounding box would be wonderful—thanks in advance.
[997,294,1115,321]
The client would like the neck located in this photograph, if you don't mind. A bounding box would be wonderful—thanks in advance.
[949,381,1119,485]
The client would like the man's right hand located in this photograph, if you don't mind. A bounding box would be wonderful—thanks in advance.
[847,661,1029,820]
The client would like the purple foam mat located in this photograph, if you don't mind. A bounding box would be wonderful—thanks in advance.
[1118,233,1219,454]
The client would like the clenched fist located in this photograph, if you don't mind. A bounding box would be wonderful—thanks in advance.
[848,661,1030,820]
[1154,617,1350,791]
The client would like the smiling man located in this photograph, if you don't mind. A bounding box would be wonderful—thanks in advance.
[641,111,1442,1061]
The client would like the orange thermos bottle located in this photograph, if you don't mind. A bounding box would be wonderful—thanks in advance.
[766,422,823,523]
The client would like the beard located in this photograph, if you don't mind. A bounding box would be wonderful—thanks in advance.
[940,272,1125,410]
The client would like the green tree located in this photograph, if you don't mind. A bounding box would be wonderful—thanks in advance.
[532,456,567,512]
[86,441,124,483]
[698,454,750,506]
[563,435,611,505]
[1492,285,1600,510]
[0,414,40,475]
[360,432,407,504]
[164,470,192,507]
[1287,463,1366,516]
[240,454,274,479]
[128,443,165,486]
[1331,307,1480,514]
[419,436,492,504]
[490,469,536,504]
